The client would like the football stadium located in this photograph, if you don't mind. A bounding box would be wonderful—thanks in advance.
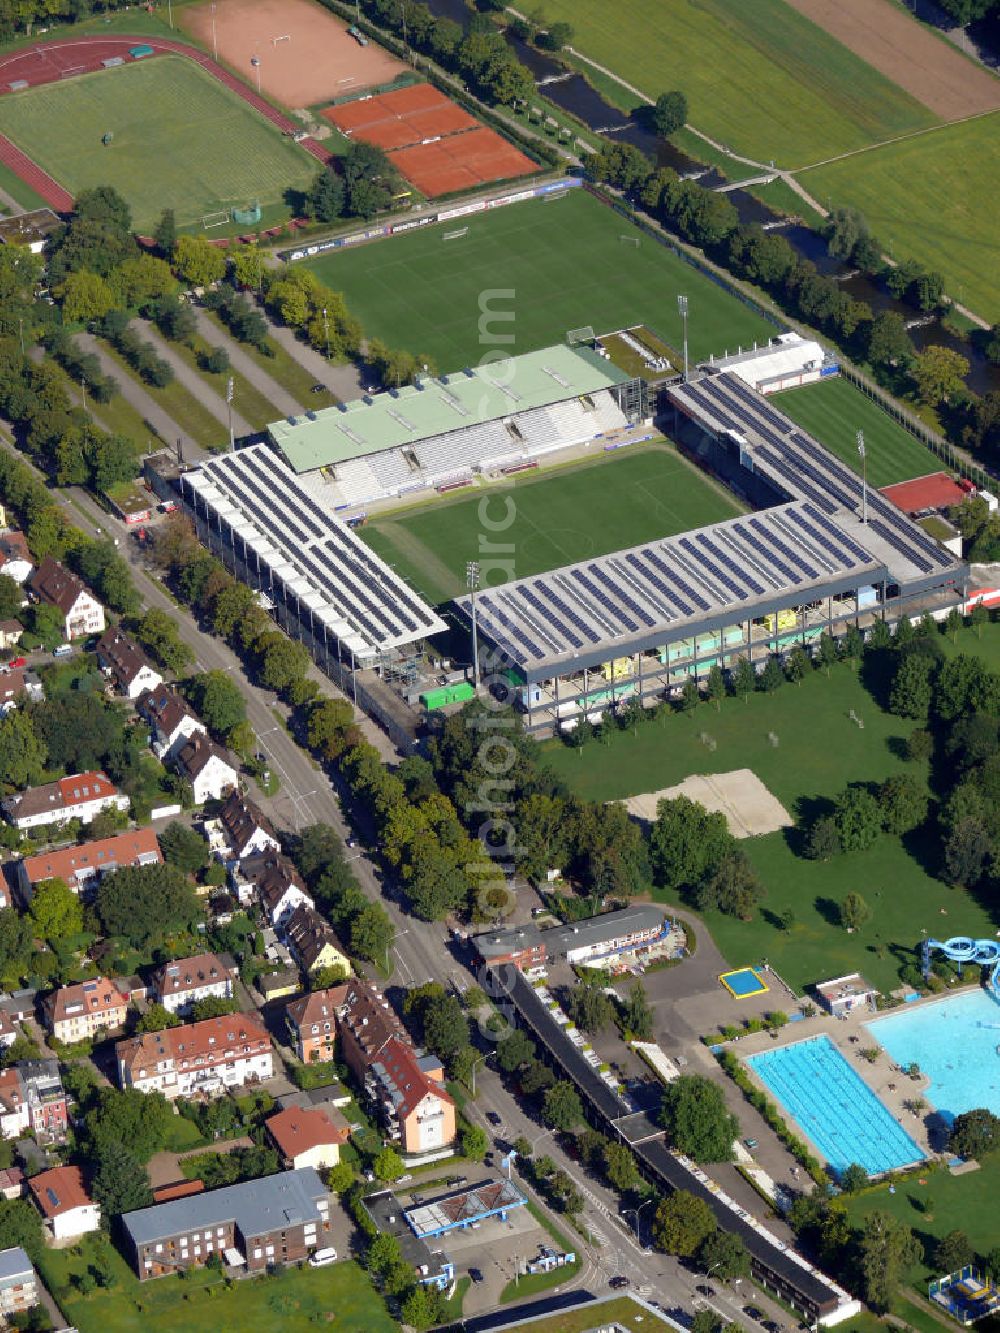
[178,330,969,739]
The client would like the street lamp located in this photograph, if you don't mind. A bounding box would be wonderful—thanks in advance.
[623,1196,656,1247]
[470,1050,494,1098]
[322,306,331,360]
[857,429,867,524]
[466,560,480,687]
[677,294,689,383]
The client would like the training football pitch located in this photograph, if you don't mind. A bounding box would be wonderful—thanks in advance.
[776,377,942,487]
[0,56,316,229]
[800,112,1000,323]
[303,188,774,369]
[528,0,935,168]
[361,442,743,604]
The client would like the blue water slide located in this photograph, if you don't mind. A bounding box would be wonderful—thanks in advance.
[922,936,1000,1001]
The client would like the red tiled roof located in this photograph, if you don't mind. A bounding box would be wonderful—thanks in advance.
[285,985,349,1031]
[20,827,161,888]
[880,472,967,515]
[375,1034,454,1121]
[30,1165,92,1217]
[266,1106,348,1160]
[153,1179,205,1203]
[57,772,120,807]
[47,976,129,1026]
[151,951,229,997]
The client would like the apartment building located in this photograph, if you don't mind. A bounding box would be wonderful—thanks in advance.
[209,792,280,862]
[16,827,162,900]
[237,851,313,928]
[149,952,232,1016]
[29,556,105,638]
[43,976,129,1045]
[284,904,350,978]
[116,1012,272,1100]
[284,985,348,1065]
[0,1061,69,1142]
[2,772,130,832]
[0,1248,37,1316]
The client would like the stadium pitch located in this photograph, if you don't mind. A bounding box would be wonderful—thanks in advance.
[0,55,315,229]
[776,377,943,488]
[360,442,743,604]
[302,188,774,369]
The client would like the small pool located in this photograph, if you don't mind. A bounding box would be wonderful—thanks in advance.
[747,1034,924,1175]
[720,967,768,998]
[868,989,1000,1123]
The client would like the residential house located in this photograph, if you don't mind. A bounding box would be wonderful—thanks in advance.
[44,976,129,1045]
[237,851,313,928]
[0,1012,16,1049]
[138,686,206,762]
[30,1165,101,1241]
[338,982,455,1156]
[0,1247,38,1316]
[0,1168,25,1201]
[29,556,105,638]
[0,668,43,716]
[256,969,300,1003]
[0,531,33,585]
[2,771,130,832]
[0,1061,68,1142]
[95,627,163,700]
[284,904,351,979]
[0,207,61,253]
[265,1106,349,1172]
[16,827,162,901]
[0,620,23,651]
[149,952,232,1016]
[210,791,279,862]
[173,733,239,806]
[116,1012,272,1100]
[122,1167,331,1279]
[284,985,348,1065]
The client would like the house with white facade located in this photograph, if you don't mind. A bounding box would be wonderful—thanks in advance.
[150,952,232,1016]
[138,686,206,762]
[2,771,130,832]
[236,852,313,928]
[116,1013,273,1100]
[29,556,104,638]
[173,733,239,806]
[30,1166,101,1241]
[16,827,162,901]
[0,1247,38,1317]
[0,531,34,585]
[209,792,280,862]
[95,627,163,700]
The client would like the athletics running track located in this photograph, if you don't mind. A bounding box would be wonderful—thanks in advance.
[0,35,331,213]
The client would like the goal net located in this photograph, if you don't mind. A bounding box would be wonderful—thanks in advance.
[619,234,640,247]
[566,325,595,345]
[442,226,468,241]
[202,209,232,229]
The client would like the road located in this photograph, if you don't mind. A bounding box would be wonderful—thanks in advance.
[190,306,302,419]
[258,306,364,403]
[32,476,803,1323]
[136,318,254,439]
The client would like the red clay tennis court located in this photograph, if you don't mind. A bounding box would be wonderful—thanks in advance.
[323,83,535,197]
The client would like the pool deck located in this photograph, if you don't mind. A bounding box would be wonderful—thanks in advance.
[730,991,976,1174]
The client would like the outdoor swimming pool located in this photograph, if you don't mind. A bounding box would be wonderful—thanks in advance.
[747,1034,924,1175]
[868,988,1000,1124]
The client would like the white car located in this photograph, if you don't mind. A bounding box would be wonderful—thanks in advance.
[308,1247,338,1268]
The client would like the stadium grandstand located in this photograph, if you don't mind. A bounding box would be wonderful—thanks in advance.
[266,345,647,509]
[455,369,967,733]
[180,444,447,677]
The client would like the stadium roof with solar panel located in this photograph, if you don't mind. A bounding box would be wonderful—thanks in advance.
[180,444,447,664]
[268,344,631,472]
[455,370,968,710]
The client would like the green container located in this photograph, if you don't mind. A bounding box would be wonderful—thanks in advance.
[421,682,475,711]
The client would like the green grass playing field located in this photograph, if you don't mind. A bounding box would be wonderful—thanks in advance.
[800,112,1000,323]
[302,188,775,369]
[776,377,943,487]
[0,56,316,230]
[529,0,936,168]
[361,442,742,604]
[542,627,1000,995]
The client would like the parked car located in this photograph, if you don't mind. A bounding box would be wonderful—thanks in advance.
[8,657,26,669]
[697,1285,716,1298]
[308,1247,338,1267]
[743,1307,766,1321]
[486,1111,502,1126]
[469,1267,483,1283]
[609,1275,629,1290]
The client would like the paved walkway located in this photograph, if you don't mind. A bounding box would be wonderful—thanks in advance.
[191,306,301,418]
[75,331,208,460]
[260,309,364,403]
[136,319,254,438]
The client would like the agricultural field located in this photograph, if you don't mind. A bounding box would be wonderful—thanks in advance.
[800,112,1000,323]
[531,0,936,167]
[776,377,943,487]
[304,188,774,369]
[542,630,1000,994]
[0,55,315,229]
[360,442,743,604]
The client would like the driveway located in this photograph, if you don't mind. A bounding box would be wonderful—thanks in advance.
[191,306,301,419]
[259,307,363,403]
[136,319,253,437]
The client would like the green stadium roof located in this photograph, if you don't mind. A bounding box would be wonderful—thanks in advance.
[268,344,629,473]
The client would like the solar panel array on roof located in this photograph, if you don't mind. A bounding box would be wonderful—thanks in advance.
[183,445,447,658]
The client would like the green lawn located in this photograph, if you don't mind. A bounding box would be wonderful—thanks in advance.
[543,661,998,994]
[510,1296,666,1333]
[361,442,742,603]
[776,377,943,487]
[302,188,774,369]
[844,1159,1000,1284]
[531,0,936,168]
[800,113,1000,323]
[0,55,315,230]
[38,1237,396,1333]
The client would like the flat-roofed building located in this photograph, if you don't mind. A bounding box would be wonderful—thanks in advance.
[0,1246,37,1316]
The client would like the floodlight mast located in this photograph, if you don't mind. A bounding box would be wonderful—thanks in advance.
[467,561,480,688]
[857,430,867,525]
[677,295,689,383]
